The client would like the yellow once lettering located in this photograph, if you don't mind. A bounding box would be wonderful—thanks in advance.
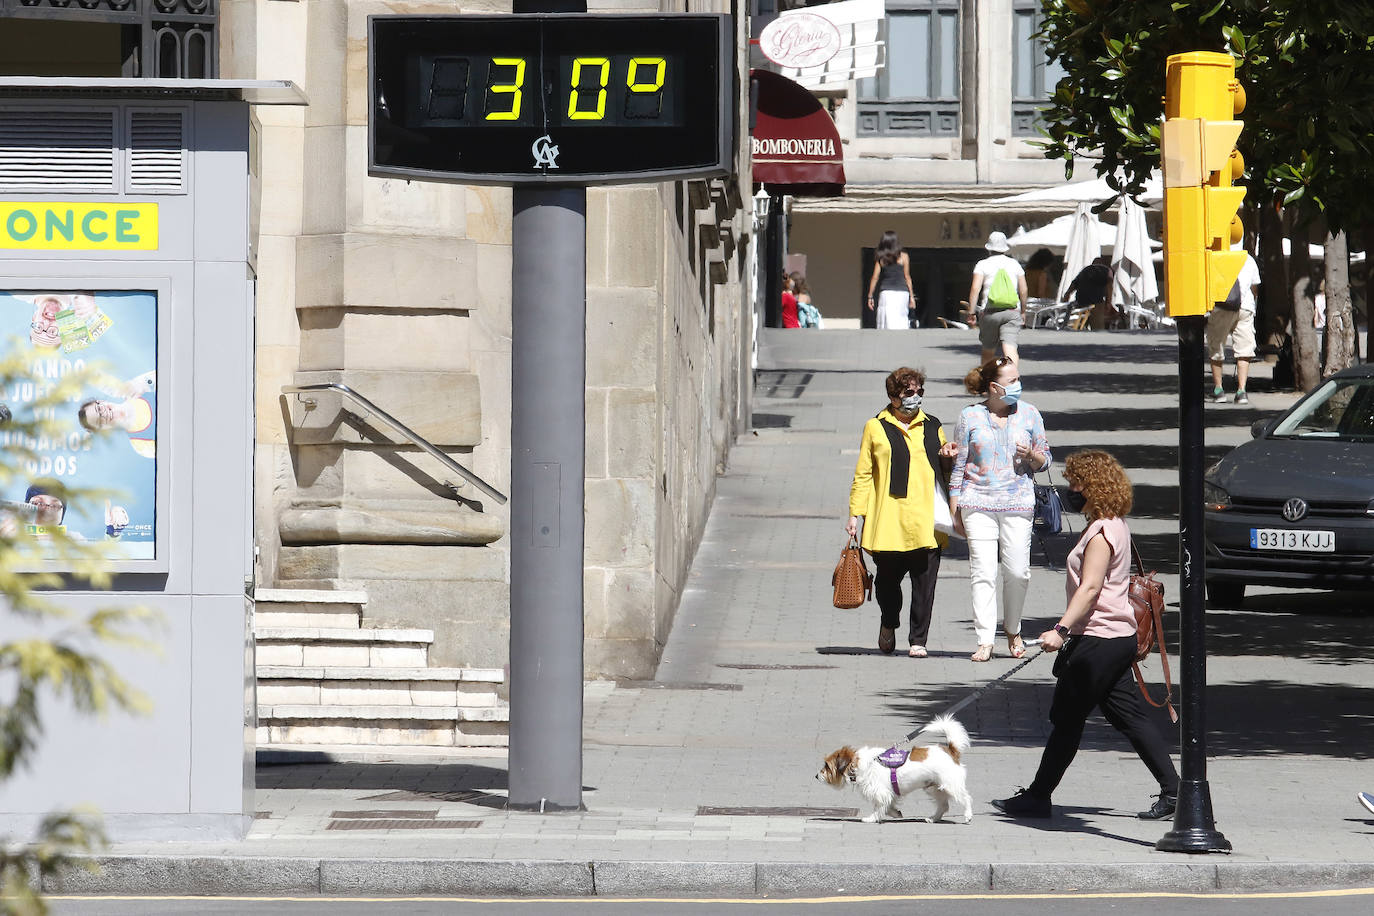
[81,209,109,242]
[114,210,139,243]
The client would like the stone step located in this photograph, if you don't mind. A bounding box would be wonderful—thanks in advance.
[254,627,434,669]
[255,704,509,748]
[256,665,502,682]
[252,588,367,629]
[255,666,504,708]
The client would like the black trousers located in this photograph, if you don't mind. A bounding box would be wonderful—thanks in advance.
[1028,634,1179,799]
[871,547,941,647]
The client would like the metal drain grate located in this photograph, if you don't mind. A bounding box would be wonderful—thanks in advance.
[696,805,858,818]
[326,818,481,831]
[716,663,836,671]
[330,809,437,820]
[615,680,742,691]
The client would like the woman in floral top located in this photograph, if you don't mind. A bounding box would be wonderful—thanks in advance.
[945,356,1052,662]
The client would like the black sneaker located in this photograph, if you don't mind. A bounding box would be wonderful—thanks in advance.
[1137,792,1177,820]
[992,788,1051,819]
[1209,387,1230,403]
[1234,390,1249,404]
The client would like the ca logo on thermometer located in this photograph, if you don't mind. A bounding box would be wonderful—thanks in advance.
[532,134,560,169]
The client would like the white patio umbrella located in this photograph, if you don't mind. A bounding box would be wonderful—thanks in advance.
[1056,202,1103,301]
[1110,195,1159,311]
[993,171,1163,205]
[1007,213,1119,254]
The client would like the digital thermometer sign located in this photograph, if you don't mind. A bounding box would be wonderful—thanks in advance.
[369,14,734,185]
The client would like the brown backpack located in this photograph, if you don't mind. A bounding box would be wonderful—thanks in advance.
[832,536,872,609]
[1128,542,1176,723]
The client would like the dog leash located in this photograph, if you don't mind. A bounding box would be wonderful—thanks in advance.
[893,640,1048,748]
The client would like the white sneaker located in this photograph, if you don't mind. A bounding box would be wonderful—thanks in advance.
[1359,792,1374,816]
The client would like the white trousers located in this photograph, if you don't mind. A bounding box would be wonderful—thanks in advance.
[876,290,911,329]
[962,509,1033,645]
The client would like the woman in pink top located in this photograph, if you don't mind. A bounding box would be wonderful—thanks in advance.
[992,451,1179,822]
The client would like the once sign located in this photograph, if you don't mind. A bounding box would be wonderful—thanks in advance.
[759,12,842,69]
[0,202,158,251]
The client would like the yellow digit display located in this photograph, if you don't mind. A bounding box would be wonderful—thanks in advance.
[627,57,666,93]
[568,57,610,120]
[485,57,526,121]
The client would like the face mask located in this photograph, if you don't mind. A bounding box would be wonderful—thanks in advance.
[900,393,922,413]
[996,380,1022,405]
[1060,487,1087,513]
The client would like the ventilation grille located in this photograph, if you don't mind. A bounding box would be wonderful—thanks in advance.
[128,110,187,192]
[0,110,117,192]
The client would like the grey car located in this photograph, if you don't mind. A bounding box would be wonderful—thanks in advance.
[1203,363,1374,605]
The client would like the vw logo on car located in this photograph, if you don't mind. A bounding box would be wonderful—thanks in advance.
[1281,497,1308,522]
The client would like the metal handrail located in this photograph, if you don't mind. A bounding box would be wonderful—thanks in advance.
[281,382,507,505]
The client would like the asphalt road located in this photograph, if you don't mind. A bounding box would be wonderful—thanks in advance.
[44,889,1374,916]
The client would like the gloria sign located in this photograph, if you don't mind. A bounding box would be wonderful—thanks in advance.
[0,203,158,251]
[758,12,842,69]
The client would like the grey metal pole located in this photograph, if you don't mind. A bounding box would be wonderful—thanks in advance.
[1156,315,1230,853]
[508,186,586,811]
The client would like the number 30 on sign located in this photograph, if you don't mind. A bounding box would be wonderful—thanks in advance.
[416,54,676,128]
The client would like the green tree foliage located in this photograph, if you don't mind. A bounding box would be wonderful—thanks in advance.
[0,346,158,916]
[1035,1,1374,382]
[1037,1,1374,228]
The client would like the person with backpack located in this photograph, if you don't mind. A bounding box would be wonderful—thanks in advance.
[992,450,1180,822]
[846,367,952,658]
[1205,246,1262,403]
[966,231,1028,364]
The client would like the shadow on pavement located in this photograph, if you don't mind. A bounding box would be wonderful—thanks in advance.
[988,807,1161,849]
[1055,442,1235,469]
[1203,601,1374,661]
[257,762,536,808]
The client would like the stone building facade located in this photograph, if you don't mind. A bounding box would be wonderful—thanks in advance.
[217,0,752,679]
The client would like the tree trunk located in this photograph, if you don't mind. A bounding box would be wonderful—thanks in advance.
[1257,203,1289,349]
[1361,222,1372,363]
[1323,230,1355,374]
[1288,215,1321,391]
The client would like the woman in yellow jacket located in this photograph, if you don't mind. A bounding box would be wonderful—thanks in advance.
[846,367,953,658]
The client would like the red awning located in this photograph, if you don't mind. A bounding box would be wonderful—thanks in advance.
[750,69,845,197]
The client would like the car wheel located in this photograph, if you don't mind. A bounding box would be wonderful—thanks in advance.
[1206,580,1245,607]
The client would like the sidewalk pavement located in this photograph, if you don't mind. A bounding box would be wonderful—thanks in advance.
[66,328,1374,898]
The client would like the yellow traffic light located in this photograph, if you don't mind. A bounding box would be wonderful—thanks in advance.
[1162,52,1246,317]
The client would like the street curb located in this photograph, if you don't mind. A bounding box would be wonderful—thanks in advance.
[42,856,1374,897]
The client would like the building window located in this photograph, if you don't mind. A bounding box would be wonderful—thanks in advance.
[0,1,219,79]
[1011,2,1064,136]
[856,1,960,137]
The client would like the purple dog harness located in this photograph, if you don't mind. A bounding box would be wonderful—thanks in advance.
[877,746,909,795]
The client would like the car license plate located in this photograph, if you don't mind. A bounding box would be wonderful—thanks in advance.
[1250,528,1335,552]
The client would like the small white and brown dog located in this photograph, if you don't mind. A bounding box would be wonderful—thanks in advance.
[814,716,972,824]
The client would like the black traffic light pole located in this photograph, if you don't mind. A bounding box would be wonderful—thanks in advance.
[1156,315,1231,854]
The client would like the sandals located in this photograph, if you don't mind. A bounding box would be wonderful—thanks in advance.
[970,644,993,663]
[908,645,928,659]
[1007,634,1026,659]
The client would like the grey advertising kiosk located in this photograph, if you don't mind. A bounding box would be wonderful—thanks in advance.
[0,78,304,841]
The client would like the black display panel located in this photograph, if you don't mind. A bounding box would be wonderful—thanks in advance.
[369,14,733,185]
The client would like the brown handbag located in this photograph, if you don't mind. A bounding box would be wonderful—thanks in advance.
[1128,541,1176,723]
[832,536,872,609]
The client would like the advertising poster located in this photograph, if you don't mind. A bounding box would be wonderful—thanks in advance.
[1,290,157,560]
